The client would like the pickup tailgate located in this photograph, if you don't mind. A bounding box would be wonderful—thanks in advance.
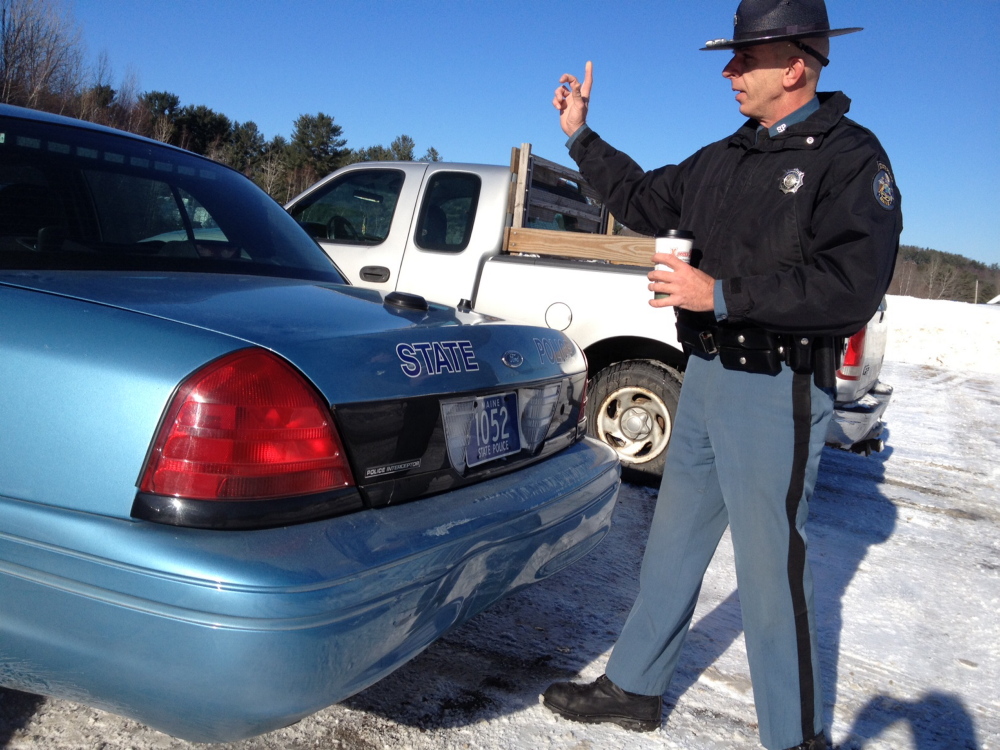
[827,298,892,453]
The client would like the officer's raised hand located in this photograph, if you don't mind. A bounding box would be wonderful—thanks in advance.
[553,61,593,137]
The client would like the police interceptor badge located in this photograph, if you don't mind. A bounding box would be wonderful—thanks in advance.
[780,168,805,194]
[872,162,897,210]
[501,350,524,369]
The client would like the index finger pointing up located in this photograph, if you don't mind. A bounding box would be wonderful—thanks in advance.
[580,61,593,100]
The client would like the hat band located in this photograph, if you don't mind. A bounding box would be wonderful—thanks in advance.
[733,22,829,41]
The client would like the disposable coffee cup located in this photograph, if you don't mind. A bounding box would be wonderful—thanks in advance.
[654,229,694,299]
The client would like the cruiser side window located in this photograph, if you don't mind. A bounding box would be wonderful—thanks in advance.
[289,169,404,246]
[414,172,480,252]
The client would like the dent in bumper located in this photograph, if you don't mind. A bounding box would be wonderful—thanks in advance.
[0,439,619,742]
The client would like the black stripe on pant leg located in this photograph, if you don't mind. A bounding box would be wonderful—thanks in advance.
[785,371,816,741]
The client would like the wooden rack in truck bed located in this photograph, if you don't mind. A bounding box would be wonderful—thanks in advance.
[505,143,658,266]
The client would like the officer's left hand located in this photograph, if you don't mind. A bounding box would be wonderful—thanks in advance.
[648,253,716,312]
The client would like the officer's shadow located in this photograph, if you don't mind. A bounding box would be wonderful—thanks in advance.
[664,436,979,749]
[842,692,981,749]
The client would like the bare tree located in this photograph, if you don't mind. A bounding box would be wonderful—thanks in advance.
[114,67,142,132]
[1,0,83,110]
[254,135,289,198]
[151,113,173,142]
[934,264,960,300]
[888,257,919,297]
[75,48,111,123]
[925,253,943,299]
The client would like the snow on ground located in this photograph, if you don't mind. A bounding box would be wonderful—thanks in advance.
[1,296,998,749]
[884,295,1000,374]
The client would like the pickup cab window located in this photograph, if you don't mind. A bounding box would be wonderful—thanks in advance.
[289,169,404,246]
[415,172,480,252]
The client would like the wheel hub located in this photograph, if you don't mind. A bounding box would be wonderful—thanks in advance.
[594,384,672,465]
[620,406,653,441]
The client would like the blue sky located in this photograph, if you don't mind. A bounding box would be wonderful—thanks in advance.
[72,0,999,266]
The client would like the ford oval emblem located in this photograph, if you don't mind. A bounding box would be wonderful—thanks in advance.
[502,350,524,369]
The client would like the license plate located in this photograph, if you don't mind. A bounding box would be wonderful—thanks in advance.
[466,392,521,467]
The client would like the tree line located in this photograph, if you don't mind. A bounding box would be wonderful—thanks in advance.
[0,0,439,203]
[888,246,1000,305]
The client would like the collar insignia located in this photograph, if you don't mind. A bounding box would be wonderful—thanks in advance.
[780,168,805,195]
[873,162,897,210]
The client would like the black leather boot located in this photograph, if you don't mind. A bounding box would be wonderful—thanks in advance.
[785,732,829,750]
[542,674,661,732]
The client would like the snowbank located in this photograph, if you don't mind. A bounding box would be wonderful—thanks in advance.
[886,295,1000,373]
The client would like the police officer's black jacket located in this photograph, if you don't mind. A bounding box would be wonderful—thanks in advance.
[568,91,902,341]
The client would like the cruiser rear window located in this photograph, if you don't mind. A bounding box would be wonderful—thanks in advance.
[0,115,346,283]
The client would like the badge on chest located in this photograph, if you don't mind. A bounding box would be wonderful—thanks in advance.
[779,168,805,194]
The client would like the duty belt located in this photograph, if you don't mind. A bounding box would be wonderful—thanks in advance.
[677,322,840,386]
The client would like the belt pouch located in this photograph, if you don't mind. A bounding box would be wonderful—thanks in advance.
[716,327,783,375]
[716,327,776,350]
[786,337,815,372]
[718,346,783,375]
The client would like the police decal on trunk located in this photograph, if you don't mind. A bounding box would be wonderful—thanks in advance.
[365,459,422,479]
[534,337,574,365]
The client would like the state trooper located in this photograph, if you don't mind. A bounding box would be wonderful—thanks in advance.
[542,1,901,748]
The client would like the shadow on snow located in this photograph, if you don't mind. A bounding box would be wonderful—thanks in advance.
[346,437,982,749]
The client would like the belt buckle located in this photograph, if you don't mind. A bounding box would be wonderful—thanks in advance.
[699,330,718,355]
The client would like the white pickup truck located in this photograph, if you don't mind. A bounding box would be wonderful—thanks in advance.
[286,145,891,483]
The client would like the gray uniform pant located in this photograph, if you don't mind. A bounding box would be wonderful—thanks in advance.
[605,352,834,750]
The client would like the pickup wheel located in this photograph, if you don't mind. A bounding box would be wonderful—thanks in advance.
[586,360,682,486]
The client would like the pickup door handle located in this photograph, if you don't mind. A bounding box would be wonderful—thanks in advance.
[360,265,390,283]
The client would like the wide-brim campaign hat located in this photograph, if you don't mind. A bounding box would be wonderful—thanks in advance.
[701,0,862,51]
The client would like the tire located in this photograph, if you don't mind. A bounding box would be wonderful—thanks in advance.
[586,359,682,486]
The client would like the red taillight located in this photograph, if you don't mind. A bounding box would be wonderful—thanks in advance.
[837,328,867,381]
[140,349,354,501]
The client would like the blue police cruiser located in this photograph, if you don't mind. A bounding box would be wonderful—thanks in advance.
[0,104,620,742]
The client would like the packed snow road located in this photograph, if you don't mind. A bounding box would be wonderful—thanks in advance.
[1,299,998,750]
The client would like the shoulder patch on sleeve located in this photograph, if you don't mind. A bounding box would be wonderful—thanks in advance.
[872,162,897,210]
